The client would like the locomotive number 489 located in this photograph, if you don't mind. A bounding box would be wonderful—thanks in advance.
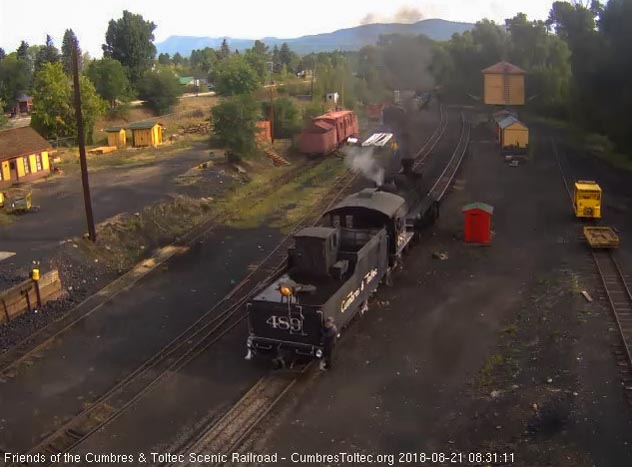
[266,315,304,333]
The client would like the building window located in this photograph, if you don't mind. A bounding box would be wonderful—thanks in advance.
[23,157,30,175]
[332,215,341,228]
[35,154,43,171]
[345,214,353,228]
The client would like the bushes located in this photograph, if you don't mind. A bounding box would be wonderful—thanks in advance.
[261,97,302,139]
[137,66,182,115]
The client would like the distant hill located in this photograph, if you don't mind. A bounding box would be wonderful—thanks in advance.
[156,19,473,56]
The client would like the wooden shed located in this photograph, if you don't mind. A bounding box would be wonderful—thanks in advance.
[104,127,127,148]
[482,61,525,106]
[0,126,51,187]
[129,122,163,147]
[498,117,528,150]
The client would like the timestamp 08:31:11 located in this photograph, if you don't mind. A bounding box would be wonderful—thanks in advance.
[398,452,515,464]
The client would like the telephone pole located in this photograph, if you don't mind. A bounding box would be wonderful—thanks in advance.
[72,38,96,241]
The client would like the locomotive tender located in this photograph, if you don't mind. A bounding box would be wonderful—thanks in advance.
[246,143,439,363]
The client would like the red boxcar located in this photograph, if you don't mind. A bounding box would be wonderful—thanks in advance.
[299,110,359,155]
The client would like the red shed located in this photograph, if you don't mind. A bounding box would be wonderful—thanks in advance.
[462,202,494,244]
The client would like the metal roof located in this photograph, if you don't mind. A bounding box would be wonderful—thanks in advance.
[294,226,338,239]
[105,126,125,132]
[362,132,393,147]
[128,121,162,130]
[481,61,526,75]
[0,126,51,161]
[498,116,527,130]
[462,202,494,214]
[575,180,601,191]
[327,188,405,218]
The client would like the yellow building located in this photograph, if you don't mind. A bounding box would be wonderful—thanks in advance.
[482,61,526,106]
[0,126,51,187]
[105,127,127,148]
[498,116,528,150]
[129,121,163,147]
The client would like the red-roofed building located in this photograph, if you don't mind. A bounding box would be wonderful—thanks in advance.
[0,126,52,186]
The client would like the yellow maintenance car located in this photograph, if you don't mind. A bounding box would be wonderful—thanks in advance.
[574,180,602,219]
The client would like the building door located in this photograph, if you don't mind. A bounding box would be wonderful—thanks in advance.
[9,160,18,182]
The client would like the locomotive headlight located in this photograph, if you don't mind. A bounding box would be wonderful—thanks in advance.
[279,285,293,297]
[315,349,323,358]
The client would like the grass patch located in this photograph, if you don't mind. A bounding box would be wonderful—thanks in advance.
[213,157,346,230]
[0,211,15,226]
[55,135,206,174]
[478,354,505,388]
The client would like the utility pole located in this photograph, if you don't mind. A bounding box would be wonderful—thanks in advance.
[269,87,275,144]
[72,38,96,242]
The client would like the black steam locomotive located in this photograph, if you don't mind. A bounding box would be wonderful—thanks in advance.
[245,157,439,364]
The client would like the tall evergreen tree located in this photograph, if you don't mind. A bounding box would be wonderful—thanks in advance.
[61,29,79,75]
[17,41,29,60]
[35,35,60,72]
[219,39,230,59]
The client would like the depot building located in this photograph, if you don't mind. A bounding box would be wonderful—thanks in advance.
[0,126,52,187]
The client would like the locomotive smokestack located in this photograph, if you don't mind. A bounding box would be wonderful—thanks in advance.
[401,158,414,175]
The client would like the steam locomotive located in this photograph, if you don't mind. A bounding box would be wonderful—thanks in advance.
[245,149,439,364]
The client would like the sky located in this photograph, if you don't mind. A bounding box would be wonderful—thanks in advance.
[0,0,554,57]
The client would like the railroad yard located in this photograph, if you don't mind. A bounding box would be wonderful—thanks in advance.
[1,97,631,467]
[2,5,632,466]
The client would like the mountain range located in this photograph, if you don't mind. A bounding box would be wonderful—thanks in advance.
[156,19,473,56]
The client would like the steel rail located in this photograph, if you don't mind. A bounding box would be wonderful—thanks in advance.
[551,136,632,396]
[165,108,467,466]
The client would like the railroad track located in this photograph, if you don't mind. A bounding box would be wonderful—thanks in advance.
[430,112,470,202]
[0,159,323,380]
[12,169,359,467]
[166,368,310,467]
[11,105,450,465]
[413,104,448,171]
[552,137,632,401]
[165,109,469,466]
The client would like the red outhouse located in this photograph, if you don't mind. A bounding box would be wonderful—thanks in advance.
[462,202,494,244]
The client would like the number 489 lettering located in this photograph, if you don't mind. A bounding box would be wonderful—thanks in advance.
[266,315,303,332]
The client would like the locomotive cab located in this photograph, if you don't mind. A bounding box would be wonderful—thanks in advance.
[325,188,412,265]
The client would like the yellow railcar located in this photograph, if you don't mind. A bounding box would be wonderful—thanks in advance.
[574,180,602,219]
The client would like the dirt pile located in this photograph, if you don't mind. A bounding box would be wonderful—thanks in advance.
[81,195,214,272]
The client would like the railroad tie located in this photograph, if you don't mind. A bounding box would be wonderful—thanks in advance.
[263,148,290,167]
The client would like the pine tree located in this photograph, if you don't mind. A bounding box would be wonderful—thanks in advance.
[61,29,78,75]
[35,35,60,72]
[219,39,230,59]
[17,41,29,60]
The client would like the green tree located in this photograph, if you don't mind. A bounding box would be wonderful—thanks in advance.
[137,65,181,114]
[102,10,157,85]
[31,62,74,139]
[78,75,108,144]
[190,47,218,78]
[252,40,268,56]
[244,49,268,82]
[211,94,261,157]
[214,55,260,95]
[0,53,30,103]
[261,97,301,138]
[158,53,171,65]
[86,58,131,109]
[17,41,29,60]
[219,39,230,59]
[0,98,9,128]
[61,29,79,75]
[35,35,60,72]
[31,62,106,142]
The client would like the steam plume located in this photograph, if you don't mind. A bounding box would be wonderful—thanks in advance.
[342,146,385,186]
[361,5,425,25]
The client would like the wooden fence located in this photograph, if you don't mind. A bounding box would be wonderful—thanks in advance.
[0,270,63,325]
